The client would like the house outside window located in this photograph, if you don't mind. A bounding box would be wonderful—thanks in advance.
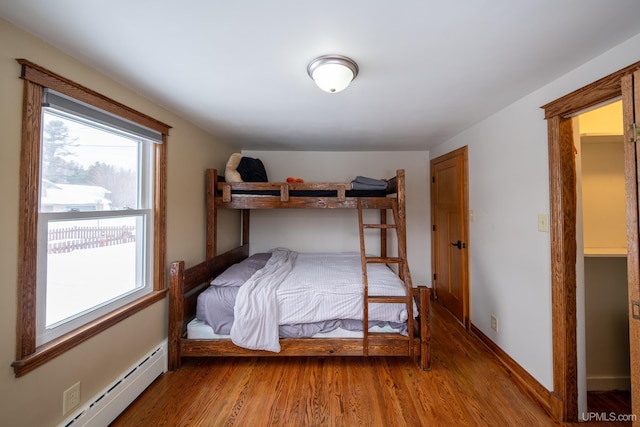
[13,60,169,377]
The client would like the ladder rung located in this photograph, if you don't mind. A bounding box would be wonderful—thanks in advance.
[367,295,410,304]
[366,333,411,341]
[365,256,402,264]
[362,224,397,229]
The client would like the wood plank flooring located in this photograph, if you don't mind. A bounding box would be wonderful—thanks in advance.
[111,301,632,426]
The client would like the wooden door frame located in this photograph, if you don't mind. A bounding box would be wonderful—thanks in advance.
[541,60,640,422]
[430,146,470,328]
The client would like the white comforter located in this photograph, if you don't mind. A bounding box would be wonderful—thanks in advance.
[230,248,415,352]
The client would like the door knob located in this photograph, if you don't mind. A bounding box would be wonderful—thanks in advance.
[451,240,466,249]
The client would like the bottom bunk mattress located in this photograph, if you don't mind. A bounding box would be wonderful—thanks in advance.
[195,248,417,352]
[187,318,406,339]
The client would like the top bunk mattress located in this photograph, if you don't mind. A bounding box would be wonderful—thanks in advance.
[229,189,388,197]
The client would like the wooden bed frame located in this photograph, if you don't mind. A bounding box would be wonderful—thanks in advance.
[168,169,431,370]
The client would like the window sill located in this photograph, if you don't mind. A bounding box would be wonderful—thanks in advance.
[12,290,166,377]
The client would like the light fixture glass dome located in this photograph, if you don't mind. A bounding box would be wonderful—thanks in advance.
[307,55,359,93]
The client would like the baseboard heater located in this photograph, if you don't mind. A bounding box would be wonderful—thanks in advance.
[60,340,167,427]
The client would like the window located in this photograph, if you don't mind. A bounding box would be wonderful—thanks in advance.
[13,60,169,377]
[37,90,157,344]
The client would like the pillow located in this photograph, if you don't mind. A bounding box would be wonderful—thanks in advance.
[225,153,243,183]
[237,156,268,182]
[210,252,272,287]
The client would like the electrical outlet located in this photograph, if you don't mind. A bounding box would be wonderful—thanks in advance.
[491,314,499,332]
[63,382,81,415]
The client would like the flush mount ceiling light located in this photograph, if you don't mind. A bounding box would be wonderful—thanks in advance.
[307,55,359,93]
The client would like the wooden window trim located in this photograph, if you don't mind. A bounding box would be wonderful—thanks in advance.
[12,59,170,377]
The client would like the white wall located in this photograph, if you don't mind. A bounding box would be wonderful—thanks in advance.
[430,33,640,391]
[240,151,431,285]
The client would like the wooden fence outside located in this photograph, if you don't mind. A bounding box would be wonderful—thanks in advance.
[48,225,136,254]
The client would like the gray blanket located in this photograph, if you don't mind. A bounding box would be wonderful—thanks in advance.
[351,175,388,190]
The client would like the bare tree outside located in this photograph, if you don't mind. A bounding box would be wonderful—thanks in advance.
[42,119,84,184]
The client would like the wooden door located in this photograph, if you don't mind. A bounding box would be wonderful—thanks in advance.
[431,147,469,326]
[622,69,640,426]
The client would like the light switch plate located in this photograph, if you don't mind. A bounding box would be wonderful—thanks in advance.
[537,214,549,232]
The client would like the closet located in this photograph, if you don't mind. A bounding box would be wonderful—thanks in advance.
[578,101,630,394]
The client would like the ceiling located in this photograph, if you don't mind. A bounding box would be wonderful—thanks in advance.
[2,1,640,152]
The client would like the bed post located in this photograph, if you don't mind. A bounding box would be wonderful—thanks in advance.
[168,261,185,371]
[418,285,431,370]
[396,169,407,261]
[206,169,218,259]
[242,209,250,246]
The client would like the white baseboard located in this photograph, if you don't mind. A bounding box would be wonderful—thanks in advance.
[587,375,631,391]
[60,340,167,427]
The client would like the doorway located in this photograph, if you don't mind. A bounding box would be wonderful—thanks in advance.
[575,101,631,415]
[541,62,640,422]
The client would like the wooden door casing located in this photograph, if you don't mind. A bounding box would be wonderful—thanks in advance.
[542,60,640,423]
[622,69,640,426]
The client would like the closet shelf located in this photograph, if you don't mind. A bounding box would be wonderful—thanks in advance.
[583,247,627,257]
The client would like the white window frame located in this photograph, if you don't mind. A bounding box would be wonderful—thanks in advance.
[36,101,158,345]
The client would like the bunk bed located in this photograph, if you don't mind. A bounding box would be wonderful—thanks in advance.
[168,167,431,371]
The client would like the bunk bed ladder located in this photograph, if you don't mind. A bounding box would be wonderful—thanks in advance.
[357,198,414,358]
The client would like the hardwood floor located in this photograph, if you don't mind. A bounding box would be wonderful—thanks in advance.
[112,301,632,426]
[587,390,632,424]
